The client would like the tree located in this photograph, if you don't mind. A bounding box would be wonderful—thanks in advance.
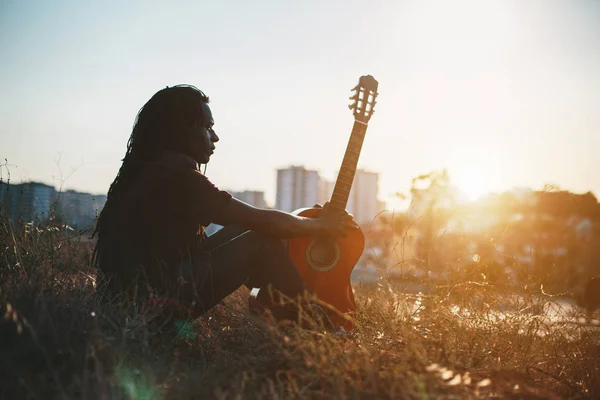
[407,169,456,269]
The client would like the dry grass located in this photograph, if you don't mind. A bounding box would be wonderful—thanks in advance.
[1,220,599,399]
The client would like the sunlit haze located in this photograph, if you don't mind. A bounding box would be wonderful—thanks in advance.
[1,0,599,208]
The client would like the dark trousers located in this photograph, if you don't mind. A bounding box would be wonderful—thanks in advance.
[181,225,308,318]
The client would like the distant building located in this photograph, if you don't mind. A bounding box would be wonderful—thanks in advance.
[0,181,106,229]
[0,182,56,223]
[318,178,334,206]
[57,190,107,228]
[230,190,267,209]
[347,169,381,225]
[276,166,320,212]
[279,167,383,224]
[323,169,381,225]
[205,190,267,236]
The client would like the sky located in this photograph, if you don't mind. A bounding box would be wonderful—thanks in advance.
[1,0,599,209]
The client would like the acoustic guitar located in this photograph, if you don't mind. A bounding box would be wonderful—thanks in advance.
[287,75,379,331]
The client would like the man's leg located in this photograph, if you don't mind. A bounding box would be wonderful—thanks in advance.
[189,226,308,318]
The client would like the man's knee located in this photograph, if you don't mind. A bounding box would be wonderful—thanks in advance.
[246,230,286,256]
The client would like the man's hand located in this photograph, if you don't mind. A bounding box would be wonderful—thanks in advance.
[313,202,357,238]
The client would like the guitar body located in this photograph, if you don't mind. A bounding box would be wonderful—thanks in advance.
[287,207,364,330]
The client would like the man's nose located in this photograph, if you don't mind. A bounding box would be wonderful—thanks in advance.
[211,130,220,142]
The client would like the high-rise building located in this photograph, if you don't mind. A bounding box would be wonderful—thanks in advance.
[276,167,382,224]
[275,166,320,212]
[346,169,381,225]
[323,169,382,225]
[318,178,334,206]
[206,167,382,235]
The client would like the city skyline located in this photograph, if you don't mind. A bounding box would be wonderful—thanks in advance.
[0,181,107,229]
[1,163,384,210]
[2,161,598,212]
[2,1,599,209]
[0,165,383,230]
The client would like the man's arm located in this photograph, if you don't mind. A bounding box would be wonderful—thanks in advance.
[211,198,353,239]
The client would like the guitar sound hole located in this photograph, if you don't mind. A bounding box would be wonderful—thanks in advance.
[309,239,337,268]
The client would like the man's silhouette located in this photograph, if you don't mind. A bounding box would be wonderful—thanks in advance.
[92,85,354,322]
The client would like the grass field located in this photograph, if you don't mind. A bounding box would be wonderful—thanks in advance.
[1,221,599,399]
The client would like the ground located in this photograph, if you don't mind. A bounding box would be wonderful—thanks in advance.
[1,226,599,399]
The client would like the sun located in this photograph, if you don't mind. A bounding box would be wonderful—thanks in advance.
[454,169,491,201]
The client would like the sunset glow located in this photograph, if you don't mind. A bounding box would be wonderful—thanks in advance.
[454,168,494,201]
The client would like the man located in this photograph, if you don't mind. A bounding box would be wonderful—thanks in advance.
[92,85,355,323]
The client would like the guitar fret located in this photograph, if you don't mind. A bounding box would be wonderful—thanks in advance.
[330,198,346,209]
[346,147,360,156]
[349,135,364,144]
[347,146,360,155]
[332,185,350,196]
[337,179,352,188]
[349,138,362,147]
[344,152,359,162]
[341,160,358,170]
[335,184,351,193]
[340,180,352,187]
[337,172,354,183]
[351,127,365,136]
[343,158,357,167]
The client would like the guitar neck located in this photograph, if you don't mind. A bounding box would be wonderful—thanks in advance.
[329,120,369,214]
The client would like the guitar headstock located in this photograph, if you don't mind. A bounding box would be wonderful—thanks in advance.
[348,75,379,123]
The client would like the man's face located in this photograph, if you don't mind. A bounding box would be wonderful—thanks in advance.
[189,102,219,165]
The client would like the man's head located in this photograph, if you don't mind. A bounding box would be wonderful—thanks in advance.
[129,85,219,164]
[92,85,219,267]
[190,102,218,164]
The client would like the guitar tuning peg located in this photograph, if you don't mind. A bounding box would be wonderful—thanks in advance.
[349,94,358,100]
[348,104,355,110]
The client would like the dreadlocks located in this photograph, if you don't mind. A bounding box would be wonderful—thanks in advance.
[92,85,210,273]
